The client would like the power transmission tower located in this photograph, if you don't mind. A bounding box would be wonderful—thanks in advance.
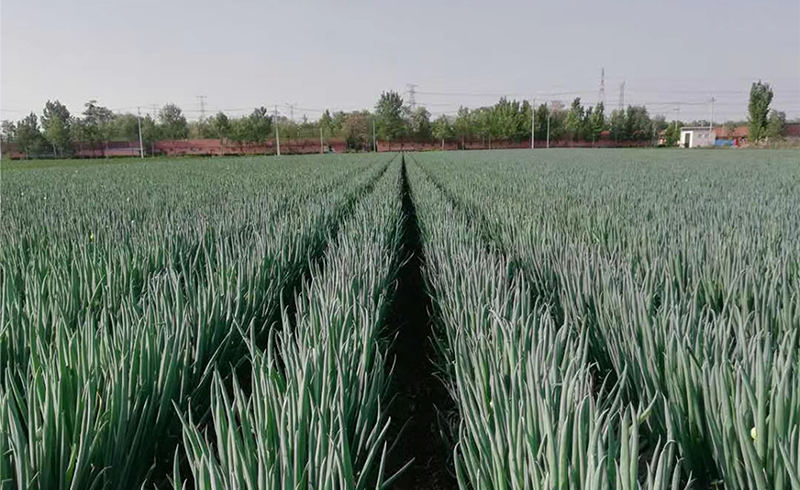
[406,83,418,111]
[197,95,207,121]
[599,68,605,106]
[618,82,625,110]
[286,103,297,122]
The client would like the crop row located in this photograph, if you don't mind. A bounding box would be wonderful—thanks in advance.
[411,150,800,489]
[0,154,395,488]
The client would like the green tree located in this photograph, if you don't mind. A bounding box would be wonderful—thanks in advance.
[375,91,407,141]
[1,120,16,148]
[765,109,786,140]
[207,112,232,139]
[663,122,682,147]
[587,102,605,142]
[109,113,140,141]
[533,104,549,141]
[41,100,72,156]
[454,107,473,146]
[82,100,114,147]
[624,105,652,141]
[609,109,627,141]
[15,112,46,157]
[410,106,432,142]
[248,107,272,142]
[319,110,334,140]
[747,80,773,142]
[341,111,370,150]
[158,104,189,139]
[431,115,453,148]
[565,98,585,141]
[492,97,525,141]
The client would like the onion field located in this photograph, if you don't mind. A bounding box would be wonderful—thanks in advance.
[1,149,799,489]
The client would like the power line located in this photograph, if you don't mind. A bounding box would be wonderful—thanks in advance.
[599,68,605,106]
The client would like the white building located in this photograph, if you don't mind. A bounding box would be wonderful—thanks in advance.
[679,127,717,148]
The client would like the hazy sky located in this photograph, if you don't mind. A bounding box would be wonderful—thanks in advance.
[2,0,799,122]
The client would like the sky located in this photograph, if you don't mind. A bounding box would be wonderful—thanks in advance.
[2,0,799,123]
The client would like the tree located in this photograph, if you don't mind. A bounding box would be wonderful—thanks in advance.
[375,91,407,141]
[319,110,334,140]
[765,110,786,140]
[565,98,585,141]
[624,105,653,141]
[41,100,72,156]
[587,102,605,142]
[341,111,370,150]
[609,109,627,141]
[663,122,682,147]
[533,104,549,141]
[454,107,473,146]
[207,112,232,139]
[431,115,453,148]
[15,112,46,157]
[410,107,432,142]
[82,100,114,147]
[1,120,16,149]
[748,80,773,142]
[247,107,272,142]
[109,113,140,141]
[158,103,189,139]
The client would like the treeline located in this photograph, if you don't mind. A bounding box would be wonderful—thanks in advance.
[371,92,661,147]
[0,101,275,158]
[2,81,791,158]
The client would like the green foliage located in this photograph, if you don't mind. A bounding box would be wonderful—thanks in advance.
[41,100,72,156]
[663,121,683,147]
[158,103,189,139]
[765,110,786,140]
[431,115,453,145]
[0,154,390,488]
[13,112,46,156]
[375,91,408,141]
[82,100,115,145]
[587,102,605,141]
[411,149,800,489]
[410,106,432,141]
[748,81,774,142]
[565,97,585,141]
[341,111,371,149]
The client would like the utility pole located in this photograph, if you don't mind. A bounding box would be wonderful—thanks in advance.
[137,107,144,158]
[320,126,324,154]
[197,95,207,121]
[618,82,625,110]
[710,96,715,131]
[531,98,535,149]
[406,83,418,111]
[274,105,281,156]
[546,102,551,149]
[372,118,377,152]
[674,104,680,130]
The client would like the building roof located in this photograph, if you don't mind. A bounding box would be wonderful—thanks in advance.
[681,126,714,131]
